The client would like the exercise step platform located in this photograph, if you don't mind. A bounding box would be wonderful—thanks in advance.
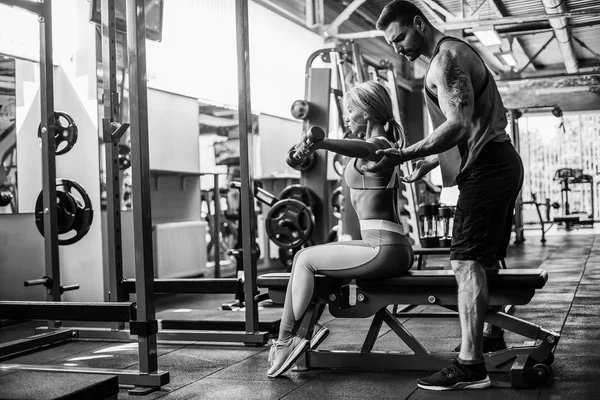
[0,371,118,400]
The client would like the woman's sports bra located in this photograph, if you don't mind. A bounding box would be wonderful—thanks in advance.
[344,136,402,190]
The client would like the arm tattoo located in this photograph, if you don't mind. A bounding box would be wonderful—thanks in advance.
[439,51,470,110]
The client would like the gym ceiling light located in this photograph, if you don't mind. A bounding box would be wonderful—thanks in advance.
[472,26,502,46]
[495,51,518,67]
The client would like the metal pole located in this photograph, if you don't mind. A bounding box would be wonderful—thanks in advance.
[350,41,364,83]
[212,173,221,278]
[102,0,126,325]
[511,110,525,244]
[126,0,158,373]
[235,0,259,335]
[39,0,61,329]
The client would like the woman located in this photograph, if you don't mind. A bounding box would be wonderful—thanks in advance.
[268,80,414,377]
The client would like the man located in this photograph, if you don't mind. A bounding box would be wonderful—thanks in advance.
[371,0,524,391]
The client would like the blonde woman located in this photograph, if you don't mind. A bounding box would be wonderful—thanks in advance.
[268,81,414,377]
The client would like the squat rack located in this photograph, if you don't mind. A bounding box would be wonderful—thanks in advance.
[33,0,270,345]
[0,0,168,394]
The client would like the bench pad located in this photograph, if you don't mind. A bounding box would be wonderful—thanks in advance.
[258,269,547,290]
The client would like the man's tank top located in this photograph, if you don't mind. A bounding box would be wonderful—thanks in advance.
[344,136,402,190]
[424,36,511,187]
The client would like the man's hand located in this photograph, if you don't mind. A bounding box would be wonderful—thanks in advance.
[362,148,403,173]
[401,158,438,183]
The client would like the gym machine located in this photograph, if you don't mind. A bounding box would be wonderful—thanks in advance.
[0,0,169,394]
[259,45,346,268]
[285,42,405,240]
[519,193,562,243]
[282,41,427,265]
[552,167,594,230]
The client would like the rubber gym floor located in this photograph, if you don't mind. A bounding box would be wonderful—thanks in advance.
[1,229,599,399]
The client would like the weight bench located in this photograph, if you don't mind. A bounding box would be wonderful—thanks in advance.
[257,269,559,388]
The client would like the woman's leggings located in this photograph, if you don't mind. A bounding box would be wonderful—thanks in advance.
[279,219,414,333]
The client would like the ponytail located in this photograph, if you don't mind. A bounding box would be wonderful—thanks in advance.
[385,118,405,149]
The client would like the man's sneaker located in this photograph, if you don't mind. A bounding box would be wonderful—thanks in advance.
[417,359,491,391]
[267,336,310,378]
[310,323,330,350]
[453,334,507,353]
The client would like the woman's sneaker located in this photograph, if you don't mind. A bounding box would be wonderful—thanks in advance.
[417,359,491,391]
[267,336,310,378]
[268,340,277,367]
[310,323,330,350]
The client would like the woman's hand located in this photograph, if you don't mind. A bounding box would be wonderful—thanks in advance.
[401,158,438,183]
[293,135,314,159]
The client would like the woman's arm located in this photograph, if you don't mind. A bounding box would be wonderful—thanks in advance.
[313,137,389,162]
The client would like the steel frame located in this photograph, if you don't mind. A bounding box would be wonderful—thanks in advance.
[35,0,269,348]
[0,0,170,393]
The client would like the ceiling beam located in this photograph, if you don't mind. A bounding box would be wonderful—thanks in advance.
[497,73,600,110]
[478,0,535,72]
[0,0,43,15]
[419,0,455,22]
[328,0,367,33]
[516,34,555,74]
[573,36,600,63]
[464,20,600,38]
[540,0,578,73]
[306,0,324,27]
[498,71,600,86]
[437,8,600,30]
[253,0,310,28]
[333,9,600,40]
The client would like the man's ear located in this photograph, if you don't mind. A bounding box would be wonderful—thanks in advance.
[414,15,425,32]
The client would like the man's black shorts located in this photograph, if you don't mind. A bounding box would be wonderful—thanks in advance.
[450,141,524,266]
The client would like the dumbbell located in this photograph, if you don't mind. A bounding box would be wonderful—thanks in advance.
[418,203,440,248]
[438,206,454,247]
[286,126,325,171]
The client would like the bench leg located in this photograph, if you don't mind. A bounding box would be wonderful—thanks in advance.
[509,354,529,388]
[360,309,429,355]
[361,309,385,353]
[381,309,428,355]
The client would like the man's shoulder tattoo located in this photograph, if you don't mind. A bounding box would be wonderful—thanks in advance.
[437,50,470,110]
